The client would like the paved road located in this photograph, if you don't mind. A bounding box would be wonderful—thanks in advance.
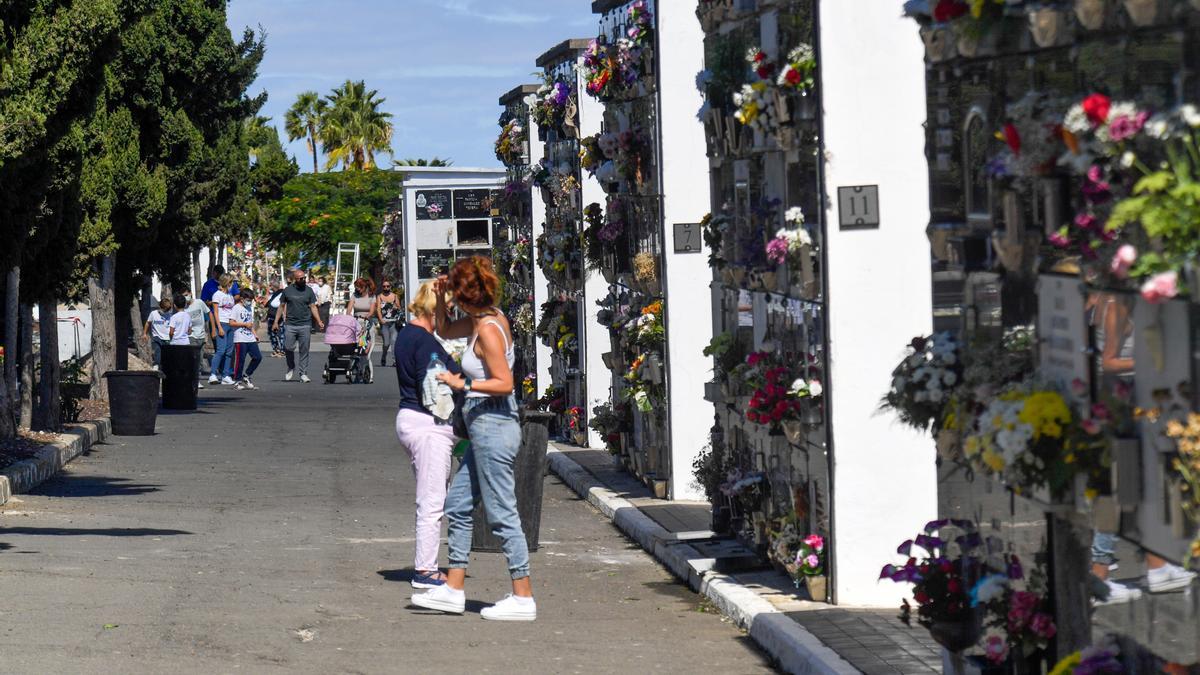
[0,350,773,674]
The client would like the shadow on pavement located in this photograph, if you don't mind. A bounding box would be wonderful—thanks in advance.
[32,475,163,498]
[377,568,418,584]
[0,526,191,537]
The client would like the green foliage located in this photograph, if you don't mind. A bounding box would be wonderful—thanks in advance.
[320,80,393,171]
[393,157,453,167]
[1108,169,1200,280]
[284,91,326,174]
[263,169,403,268]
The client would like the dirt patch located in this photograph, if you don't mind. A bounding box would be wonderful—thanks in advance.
[0,429,62,473]
[77,399,109,422]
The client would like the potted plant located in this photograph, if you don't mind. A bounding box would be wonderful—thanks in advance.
[880,519,987,652]
[794,534,827,601]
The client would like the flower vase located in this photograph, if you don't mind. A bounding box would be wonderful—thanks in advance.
[805,575,827,602]
[781,419,805,445]
[928,613,983,653]
[646,354,664,384]
[775,265,790,292]
[731,266,746,287]
[802,404,823,427]
[761,270,777,291]
[921,25,958,63]
[1028,7,1070,47]
[572,430,588,446]
[1074,0,1109,29]
[1123,0,1162,25]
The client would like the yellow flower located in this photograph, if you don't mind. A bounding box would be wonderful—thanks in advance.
[1049,652,1082,675]
[982,448,1005,472]
[1019,391,1070,440]
[964,436,981,458]
[1084,488,1099,501]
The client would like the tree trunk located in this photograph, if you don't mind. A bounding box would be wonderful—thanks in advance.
[33,294,59,431]
[89,254,116,399]
[5,266,20,430]
[130,293,151,365]
[192,249,202,296]
[309,126,319,174]
[18,303,33,429]
[0,267,15,440]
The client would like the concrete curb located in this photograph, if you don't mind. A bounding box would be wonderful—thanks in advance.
[0,418,111,505]
[546,447,859,675]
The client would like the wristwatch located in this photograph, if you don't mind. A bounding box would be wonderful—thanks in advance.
[463,376,473,392]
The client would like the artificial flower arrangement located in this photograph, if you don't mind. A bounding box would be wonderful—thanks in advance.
[960,380,1110,500]
[494,117,526,166]
[924,0,1007,37]
[776,44,816,94]
[536,228,582,288]
[1105,103,1200,301]
[740,351,823,428]
[511,301,534,339]
[988,91,1070,188]
[768,512,825,587]
[531,74,573,137]
[495,176,530,224]
[588,401,627,455]
[701,212,730,270]
[521,373,536,398]
[535,296,577,358]
[880,519,985,651]
[581,2,654,102]
[1164,412,1200,567]
[630,299,664,349]
[566,405,585,441]
[971,556,1056,667]
[632,251,658,290]
[719,467,766,518]
[765,206,814,274]
[703,332,747,385]
[533,385,566,415]
[881,332,962,434]
[623,351,662,413]
[1048,638,1124,675]
[733,49,778,135]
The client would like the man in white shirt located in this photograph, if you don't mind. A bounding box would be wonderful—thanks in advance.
[168,294,192,346]
[229,289,263,390]
[315,276,332,332]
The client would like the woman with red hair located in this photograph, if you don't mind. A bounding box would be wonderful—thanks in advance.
[410,256,535,622]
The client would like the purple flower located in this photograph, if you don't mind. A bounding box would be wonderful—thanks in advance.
[804,554,821,569]
[766,237,788,265]
[1007,555,1024,580]
[914,534,944,552]
[1074,212,1099,231]
[1048,230,1070,248]
[1082,165,1111,204]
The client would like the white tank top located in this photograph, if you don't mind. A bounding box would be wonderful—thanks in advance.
[462,318,514,399]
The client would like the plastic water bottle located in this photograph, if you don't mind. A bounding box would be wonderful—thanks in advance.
[453,439,470,458]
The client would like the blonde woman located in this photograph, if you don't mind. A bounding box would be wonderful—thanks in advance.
[393,281,462,589]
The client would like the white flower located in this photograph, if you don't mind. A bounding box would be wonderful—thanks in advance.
[972,575,1009,605]
[785,207,805,225]
[808,381,822,397]
[1181,104,1200,128]
[790,378,808,392]
[1120,151,1136,169]
[1063,104,1090,135]
[1145,115,1171,140]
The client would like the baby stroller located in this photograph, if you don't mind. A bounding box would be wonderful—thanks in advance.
[323,314,374,384]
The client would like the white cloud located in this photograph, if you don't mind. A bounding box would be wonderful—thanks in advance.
[425,0,550,25]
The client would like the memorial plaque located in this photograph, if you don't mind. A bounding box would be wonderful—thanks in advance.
[416,248,454,279]
[837,185,880,230]
[673,222,702,253]
[453,189,491,219]
[1036,274,1089,404]
[415,190,452,220]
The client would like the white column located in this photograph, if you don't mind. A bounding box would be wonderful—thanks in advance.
[819,1,936,606]
[658,4,714,501]
[578,64,611,449]
[527,94,554,399]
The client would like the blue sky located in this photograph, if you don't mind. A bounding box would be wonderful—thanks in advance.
[226,0,598,170]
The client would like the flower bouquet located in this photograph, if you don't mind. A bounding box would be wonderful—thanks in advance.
[1165,413,1200,567]
[532,75,573,137]
[971,556,1056,667]
[588,401,626,455]
[881,333,962,435]
[961,382,1109,501]
[880,519,986,652]
[1048,638,1124,675]
[494,118,526,166]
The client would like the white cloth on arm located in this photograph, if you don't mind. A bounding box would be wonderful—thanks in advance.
[421,357,456,422]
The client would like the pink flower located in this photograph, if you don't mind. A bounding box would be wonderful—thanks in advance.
[1081,418,1102,435]
[803,534,825,552]
[1070,378,1088,397]
[1030,613,1057,640]
[1110,244,1137,279]
[805,554,821,570]
[984,635,1009,664]
[1048,230,1070,248]
[766,237,789,266]
[1140,270,1179,304]
[1108,111,1149,142]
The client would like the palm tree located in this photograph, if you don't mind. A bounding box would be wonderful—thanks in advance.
[320,80,394,171]
[244,115,275,161]
[284,91,326,174]
[393,157,454,167]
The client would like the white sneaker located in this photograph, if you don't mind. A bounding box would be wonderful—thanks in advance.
[197,382,205,390]
[480,594,536,622]
[1148,564,1197,593]
[300,374,311,383]
[234,379,249,390]
[411,585,465,614]
[243,378,255,390]
[220,376,235,386]
[285,370,294,381]
[1095,579,1142,605]
[208,375,219,384]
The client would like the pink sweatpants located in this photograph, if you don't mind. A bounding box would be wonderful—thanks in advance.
[394,408,456,572]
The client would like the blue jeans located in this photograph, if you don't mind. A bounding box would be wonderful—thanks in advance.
[1092,531,1117,566]
[233,342,262,380]
[210,323,234,378]
[445,395,528,579]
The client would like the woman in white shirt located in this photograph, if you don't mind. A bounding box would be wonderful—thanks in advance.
[208,274,237,386]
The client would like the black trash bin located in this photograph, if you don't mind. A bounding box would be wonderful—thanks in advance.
[104,370,163,435]
[471,410,553,553]
[160,345,200,410]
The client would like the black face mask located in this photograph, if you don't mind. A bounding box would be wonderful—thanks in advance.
[294,280,306,289]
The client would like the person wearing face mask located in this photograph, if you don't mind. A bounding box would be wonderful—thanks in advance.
[229,289,263,390]
[273,269,324,382]
[182,288,211,389]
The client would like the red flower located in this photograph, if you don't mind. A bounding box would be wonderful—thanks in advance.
[1002,123,1021,156]
[914,590,930,604]
[1082,94,1111,127]
[947,578,962,593]
[932,0,968,22]
[785,68,802,85]
[756,64,774,80]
